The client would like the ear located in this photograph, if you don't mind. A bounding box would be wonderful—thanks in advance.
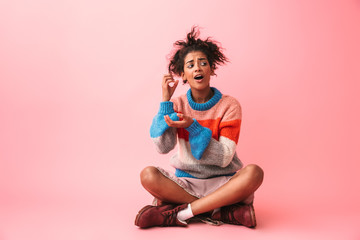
[210,68,215,76]
[181,72,186,81]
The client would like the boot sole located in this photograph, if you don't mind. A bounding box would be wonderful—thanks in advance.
[134,205,153,227]
[249,204,257,228]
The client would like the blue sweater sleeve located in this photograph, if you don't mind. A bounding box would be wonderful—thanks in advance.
[150,101,179,138]
[185,119,212,160]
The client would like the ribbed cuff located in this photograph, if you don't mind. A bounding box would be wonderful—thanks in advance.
[158,101,175,114]
[185,119,203,136]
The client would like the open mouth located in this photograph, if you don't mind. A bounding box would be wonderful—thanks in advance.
[194,75,204,80]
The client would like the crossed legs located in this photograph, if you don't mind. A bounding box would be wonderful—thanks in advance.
[140,164,264,216]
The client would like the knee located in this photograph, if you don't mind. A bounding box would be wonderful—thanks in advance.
[140,166,161,189]
[244,164,264,186]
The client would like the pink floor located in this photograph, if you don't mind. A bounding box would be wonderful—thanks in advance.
[1,198,359,240]
[1,168,359,240]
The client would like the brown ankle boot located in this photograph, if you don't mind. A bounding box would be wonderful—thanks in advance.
[211,203,256,228]
[135,204,188,228]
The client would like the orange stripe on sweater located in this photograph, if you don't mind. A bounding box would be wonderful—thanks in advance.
[177,118,241,143]
[219,119,241,144]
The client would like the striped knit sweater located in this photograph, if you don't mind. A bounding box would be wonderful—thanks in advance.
[150,87,243,179]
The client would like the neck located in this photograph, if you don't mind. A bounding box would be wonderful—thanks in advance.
[190,87,213,103]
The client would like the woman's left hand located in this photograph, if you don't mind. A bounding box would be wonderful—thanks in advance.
[164,113,194,129]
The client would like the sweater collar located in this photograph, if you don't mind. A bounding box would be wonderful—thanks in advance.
[187,87,222,111]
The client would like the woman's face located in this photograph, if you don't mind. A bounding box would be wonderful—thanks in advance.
[181,51,214,91]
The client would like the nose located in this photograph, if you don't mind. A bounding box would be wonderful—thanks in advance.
[194,63,200,71]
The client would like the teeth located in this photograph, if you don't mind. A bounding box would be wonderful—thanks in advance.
[194,75,203,80]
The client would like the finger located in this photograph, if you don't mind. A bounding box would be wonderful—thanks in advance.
[164,78,175,85]
[166,78,178,88]
[177,113,192,120]
[164,115,174,126]
[163,73,172,78]
[164,115,170,126]
[176,113,184,120]
[163,78,173,86]
[162,74,173,84]
[164,115,183,127]
[172,79,179,88]
[168,81,176,88]
[164,73,173,79]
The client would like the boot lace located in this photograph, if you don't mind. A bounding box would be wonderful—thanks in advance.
[162,205,185,226]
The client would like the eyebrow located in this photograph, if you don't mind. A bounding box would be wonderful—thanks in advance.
[185,58,207,64]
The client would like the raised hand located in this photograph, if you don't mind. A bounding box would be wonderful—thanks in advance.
[164,113,194,129]
[162,73,179,102]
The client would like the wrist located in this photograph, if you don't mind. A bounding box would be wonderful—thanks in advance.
[185,118,194,128]
[162,94,170,102]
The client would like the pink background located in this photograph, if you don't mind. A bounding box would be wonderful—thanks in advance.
[1,0,360,239]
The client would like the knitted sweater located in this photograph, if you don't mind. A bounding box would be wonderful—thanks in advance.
[150,87,243,179]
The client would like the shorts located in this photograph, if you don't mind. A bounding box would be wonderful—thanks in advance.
[156,167,254,204]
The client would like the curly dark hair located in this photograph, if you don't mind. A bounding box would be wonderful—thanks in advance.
[168,26,228,83]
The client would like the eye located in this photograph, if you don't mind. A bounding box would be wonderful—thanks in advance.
[187,64,194,68]
[200,61,207,66]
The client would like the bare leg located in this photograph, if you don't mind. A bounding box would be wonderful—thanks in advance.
[140,166,198,204]
[190,164,264,215]
[140,164,263,215]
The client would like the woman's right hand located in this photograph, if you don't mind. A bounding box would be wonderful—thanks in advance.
[162,73,179,102]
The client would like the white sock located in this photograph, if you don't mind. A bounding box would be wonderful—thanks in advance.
[177,204,194,222]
